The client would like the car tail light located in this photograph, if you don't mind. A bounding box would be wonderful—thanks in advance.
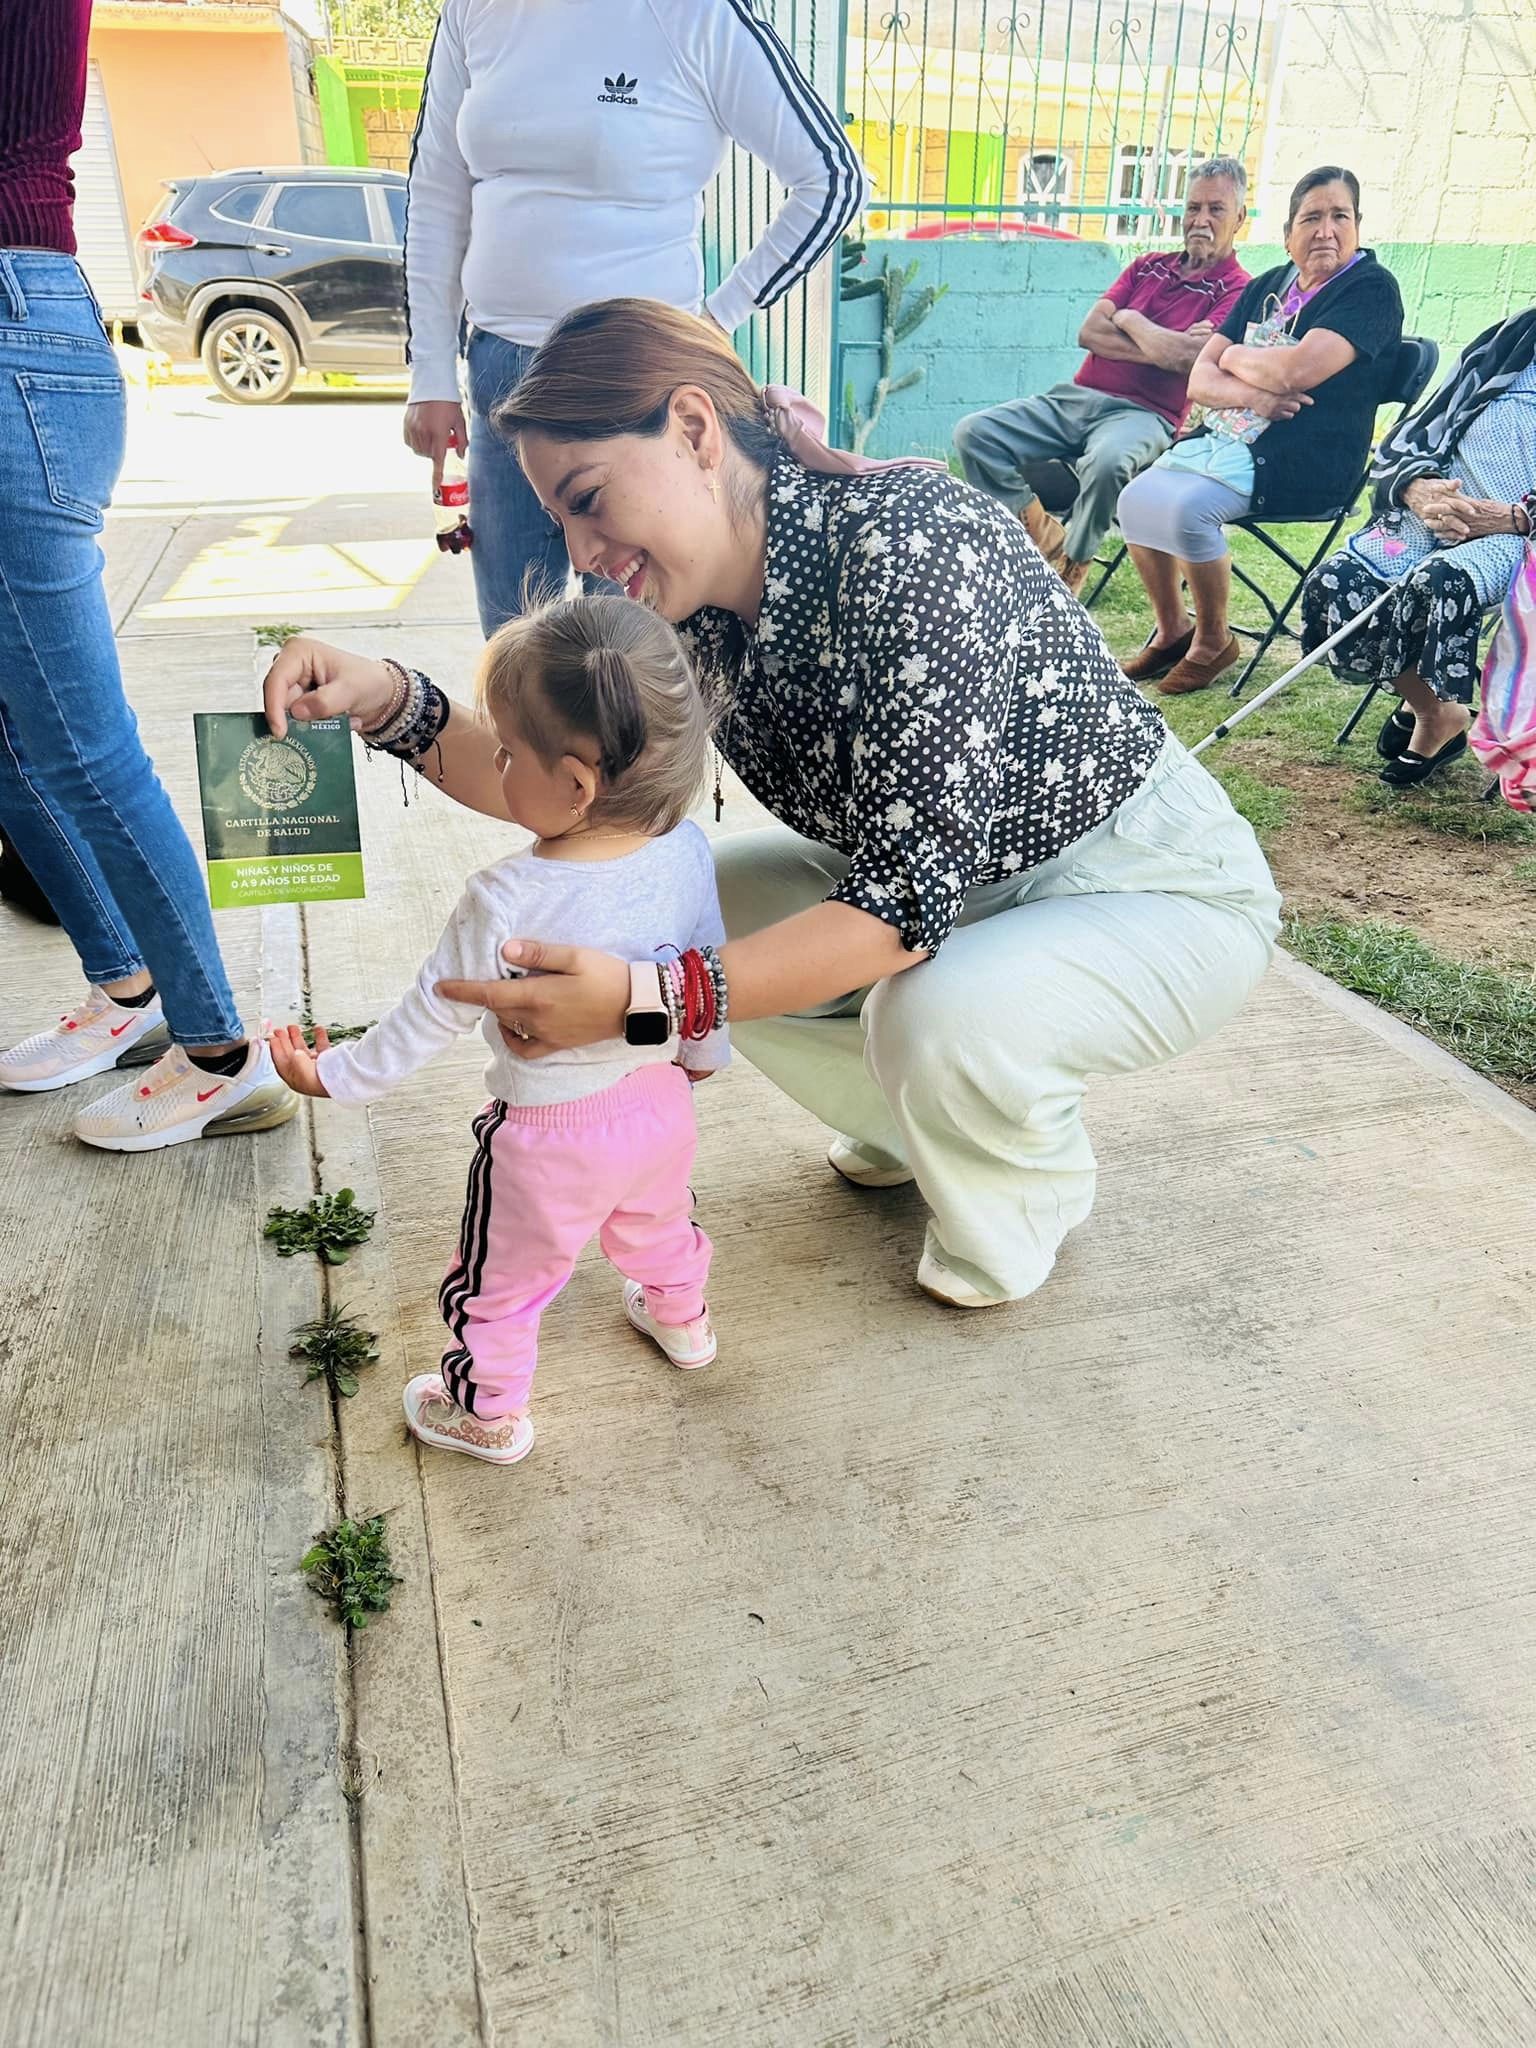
[139,222,198,249]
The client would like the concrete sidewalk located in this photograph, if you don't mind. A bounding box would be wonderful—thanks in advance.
[3,390,1535,2046]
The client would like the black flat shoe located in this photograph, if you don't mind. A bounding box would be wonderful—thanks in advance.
[1379,730,1469,786]
[1375,706,1415,761]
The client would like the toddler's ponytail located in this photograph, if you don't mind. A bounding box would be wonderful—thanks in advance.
[476,594,710,835]
[584,646,646,783]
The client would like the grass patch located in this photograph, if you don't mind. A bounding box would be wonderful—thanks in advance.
[300,1515,399,1631]
[290,1303,380,1400]
[253,622,306,649]
[1284,916,1536,1085]
[1349,776,1536,844]
[1514,856,1536,884]
[1210,764,1295,846]
[264,1187,376,1265]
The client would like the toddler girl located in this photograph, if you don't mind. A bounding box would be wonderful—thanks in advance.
[270,595,727,1467]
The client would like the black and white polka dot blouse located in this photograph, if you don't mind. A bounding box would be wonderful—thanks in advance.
[680,452,1167,955]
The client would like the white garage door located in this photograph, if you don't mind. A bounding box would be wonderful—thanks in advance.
[70,62,139,324]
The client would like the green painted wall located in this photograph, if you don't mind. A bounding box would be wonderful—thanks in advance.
[842,237,1536,456]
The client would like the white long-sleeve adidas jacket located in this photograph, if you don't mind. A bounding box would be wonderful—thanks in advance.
[403,0,868,400]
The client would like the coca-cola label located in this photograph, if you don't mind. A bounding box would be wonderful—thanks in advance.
[434,478,469,507]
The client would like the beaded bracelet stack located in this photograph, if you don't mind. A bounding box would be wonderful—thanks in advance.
[361,659,452,771]
[659,945,729,1041]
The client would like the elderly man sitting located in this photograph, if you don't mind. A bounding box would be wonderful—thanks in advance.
[953,158,1251,593]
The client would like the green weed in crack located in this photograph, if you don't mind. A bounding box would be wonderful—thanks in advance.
[290,1303,380,1400]
[300,1515,400,1630]
[264,1188,376,1265]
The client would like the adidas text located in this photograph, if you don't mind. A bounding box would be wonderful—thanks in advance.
[599,71,638,104]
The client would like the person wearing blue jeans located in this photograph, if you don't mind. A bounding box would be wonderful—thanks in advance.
[0,252,294,1149]
[464,329,577,631]
[400,0,868,634]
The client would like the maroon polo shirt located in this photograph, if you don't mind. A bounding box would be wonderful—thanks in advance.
[1076,249,1251,430]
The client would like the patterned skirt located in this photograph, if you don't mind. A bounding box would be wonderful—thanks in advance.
[1299,552,1484,705]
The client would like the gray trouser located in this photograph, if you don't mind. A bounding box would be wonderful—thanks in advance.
[953,383,1172,566]
[1116,460,1253,563]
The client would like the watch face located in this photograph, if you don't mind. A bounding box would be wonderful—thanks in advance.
[625,1010,671,1047]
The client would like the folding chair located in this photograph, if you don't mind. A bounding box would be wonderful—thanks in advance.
[1221,335,1440,696]
[1041,338,1443,649]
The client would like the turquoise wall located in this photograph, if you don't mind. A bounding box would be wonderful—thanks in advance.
[841,238,1536,457]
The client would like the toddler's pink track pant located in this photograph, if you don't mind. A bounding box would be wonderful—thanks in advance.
[438,1062,711,1418]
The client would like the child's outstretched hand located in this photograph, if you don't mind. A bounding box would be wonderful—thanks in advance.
[268,1022,332,1098]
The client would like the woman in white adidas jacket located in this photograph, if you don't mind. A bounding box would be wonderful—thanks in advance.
[403,0,866,635]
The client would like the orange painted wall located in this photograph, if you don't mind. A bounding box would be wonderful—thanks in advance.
[90,20,302,234]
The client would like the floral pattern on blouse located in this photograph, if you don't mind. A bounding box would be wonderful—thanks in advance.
[680,453,1166,954]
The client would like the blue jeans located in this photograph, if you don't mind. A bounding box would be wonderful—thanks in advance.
[465,329,572,636]
[0,252,241,1046]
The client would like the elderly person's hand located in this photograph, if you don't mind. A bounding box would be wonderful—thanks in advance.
[1242,386,1312,422]
[435,939,631,1058]
[1409,477,1525,543]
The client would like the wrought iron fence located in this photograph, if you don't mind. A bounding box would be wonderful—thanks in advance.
[846,0,1274,242]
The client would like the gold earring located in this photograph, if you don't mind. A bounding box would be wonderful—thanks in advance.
[570,804,581,817]
[707,474,720,503]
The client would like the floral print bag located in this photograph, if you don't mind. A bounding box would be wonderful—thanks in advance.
[1470,539,1536,811]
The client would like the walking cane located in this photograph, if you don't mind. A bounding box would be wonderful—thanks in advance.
[1190,583,1399,757]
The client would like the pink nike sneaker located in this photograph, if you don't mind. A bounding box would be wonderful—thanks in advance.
[0,986,168,1093]
[622,1279,717,1370]
[402,1375,535,1465]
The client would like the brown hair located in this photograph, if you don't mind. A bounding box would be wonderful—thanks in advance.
[477,593,709,835]
[494,298,782,481]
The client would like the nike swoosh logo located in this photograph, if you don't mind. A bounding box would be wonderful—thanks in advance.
[110,1021,136,1037]
[196,1086,224,1103]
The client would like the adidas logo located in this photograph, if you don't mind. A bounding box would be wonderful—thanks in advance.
[598,71,638,104]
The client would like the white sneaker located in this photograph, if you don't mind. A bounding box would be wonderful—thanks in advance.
[916,1245,1011,1310]
[72,1039,297,1153]
[622,1279,717,1369]
[827,1133,915,1188]
[402,1374,535,1466]
[0,986,169,1093]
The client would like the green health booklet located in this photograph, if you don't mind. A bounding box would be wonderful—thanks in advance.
[195,713,364,909]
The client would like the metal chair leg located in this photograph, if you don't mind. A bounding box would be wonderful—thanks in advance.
[1084,543,1125,611]
[1336,680,1383,745]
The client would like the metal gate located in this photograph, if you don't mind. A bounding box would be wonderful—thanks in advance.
[702,0,846,414]
[844,0,1274,242]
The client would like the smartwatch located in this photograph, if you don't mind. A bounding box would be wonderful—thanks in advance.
[624,961,671,1047]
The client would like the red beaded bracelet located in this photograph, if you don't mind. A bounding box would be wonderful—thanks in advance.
[681,947,712,1040]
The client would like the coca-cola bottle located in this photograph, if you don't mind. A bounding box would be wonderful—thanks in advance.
[434,448,473,555]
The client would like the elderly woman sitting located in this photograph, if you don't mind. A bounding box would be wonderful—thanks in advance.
[1300,307,1536,784]
[1115,166,1404,694]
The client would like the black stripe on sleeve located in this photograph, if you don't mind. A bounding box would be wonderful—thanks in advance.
[719,0,864,310]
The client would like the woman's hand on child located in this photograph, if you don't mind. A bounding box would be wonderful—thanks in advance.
[436,939,630,1057]
[268,1023,333,1098]
[262,637,398,739]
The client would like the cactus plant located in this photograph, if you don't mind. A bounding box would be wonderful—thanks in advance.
[841,255,948,455]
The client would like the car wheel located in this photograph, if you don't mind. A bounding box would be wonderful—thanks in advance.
[201,309,299,404]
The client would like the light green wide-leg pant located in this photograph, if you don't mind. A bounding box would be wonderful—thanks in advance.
[714,737,1281,1303]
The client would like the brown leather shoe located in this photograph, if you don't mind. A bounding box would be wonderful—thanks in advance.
[1120,623,1194,682]
[1059,557,1091,597]
[1020,498,1068,571]
[1158,635,1242,695]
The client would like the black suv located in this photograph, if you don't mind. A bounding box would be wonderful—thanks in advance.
[137,165,408,403]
